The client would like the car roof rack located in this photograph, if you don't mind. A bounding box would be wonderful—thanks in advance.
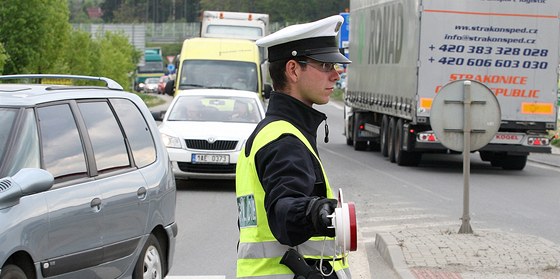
[0,74,123,91]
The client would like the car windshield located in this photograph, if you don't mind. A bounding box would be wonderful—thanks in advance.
[167,95,262,123]
[178,60,258,92]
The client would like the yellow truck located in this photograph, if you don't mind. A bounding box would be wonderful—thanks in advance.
[167,37,271,98]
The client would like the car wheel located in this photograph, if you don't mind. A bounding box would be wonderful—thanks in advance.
[133,234,165,279]
[0,264,27,279]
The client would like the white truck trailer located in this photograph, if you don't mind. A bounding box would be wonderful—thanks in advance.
[344,0,559,170]
[200,11,270,41]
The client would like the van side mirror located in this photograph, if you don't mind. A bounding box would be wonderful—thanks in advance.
[164,80,175,96]
[263,83,272,99]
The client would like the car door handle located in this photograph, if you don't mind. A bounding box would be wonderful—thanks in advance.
[90,197,102,211]
[137,187,147,199]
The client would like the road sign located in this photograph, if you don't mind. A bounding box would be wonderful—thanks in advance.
[167,64,176,73]
[430,79,501,234]
[339,12,349,58]
[430,80,500,152]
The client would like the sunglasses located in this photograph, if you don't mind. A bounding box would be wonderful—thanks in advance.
[297,60,337,72]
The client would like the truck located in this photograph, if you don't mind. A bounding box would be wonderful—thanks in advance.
[344,0,559,170]
[135,47,166,91]
[167,37,271,98]
[200,11,270,41]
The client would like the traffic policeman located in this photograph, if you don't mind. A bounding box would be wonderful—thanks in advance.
[236,15,352,278]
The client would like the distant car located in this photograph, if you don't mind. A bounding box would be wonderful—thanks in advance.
[0,74,177,279]
[156,89,265,180]
[143,77,160,93]
[158,75,171,94]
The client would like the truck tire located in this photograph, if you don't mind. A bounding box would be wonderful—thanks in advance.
[387,117,396,163]
[394,119,422,166]
[501,155,528,170]
[345,111,353,146]
[479,151,494,162]
[380,115,389,157]
[352,112,368,151]
[490,154,527,170]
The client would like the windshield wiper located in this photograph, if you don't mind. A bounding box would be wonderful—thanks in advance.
[179,83,206,89]
[206,86,235,89]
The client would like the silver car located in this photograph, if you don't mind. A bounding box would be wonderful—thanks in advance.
[0,75,177,279]
[155,89,266,180]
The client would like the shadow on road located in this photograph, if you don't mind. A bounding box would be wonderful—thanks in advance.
[175,178,235,192]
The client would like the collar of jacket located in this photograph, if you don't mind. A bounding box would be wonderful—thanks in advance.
[266,91,327,138]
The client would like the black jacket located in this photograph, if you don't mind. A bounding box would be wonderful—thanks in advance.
[244,92,330,246]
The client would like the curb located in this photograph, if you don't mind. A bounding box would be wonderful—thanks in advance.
[374,233,415,279]
[349,230,372,279]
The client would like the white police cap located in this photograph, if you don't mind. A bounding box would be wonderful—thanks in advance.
[256,15,351,64]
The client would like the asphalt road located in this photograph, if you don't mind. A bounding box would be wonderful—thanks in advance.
[161,97,560,278]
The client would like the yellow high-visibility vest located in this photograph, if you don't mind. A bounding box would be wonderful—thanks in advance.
[236,120,350,279]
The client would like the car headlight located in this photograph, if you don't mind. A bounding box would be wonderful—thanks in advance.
[161,133,182,148]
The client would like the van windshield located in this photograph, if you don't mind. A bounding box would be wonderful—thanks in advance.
[178,60,258,92]
[138,61,164,73]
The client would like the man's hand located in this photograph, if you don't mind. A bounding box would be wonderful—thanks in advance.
[306,197,338,237]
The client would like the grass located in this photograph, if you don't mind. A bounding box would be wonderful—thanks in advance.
[331,88,344,102]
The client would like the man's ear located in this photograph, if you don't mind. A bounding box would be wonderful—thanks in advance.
[285,60,300,82]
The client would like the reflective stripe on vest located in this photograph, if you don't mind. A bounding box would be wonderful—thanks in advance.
[236,120,350,278]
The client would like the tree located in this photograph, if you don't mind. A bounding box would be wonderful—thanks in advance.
[0,43,7,73]
[0,0,71,74]
[93,31,139,88]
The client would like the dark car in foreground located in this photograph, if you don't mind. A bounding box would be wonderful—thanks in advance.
[0,74,177,279]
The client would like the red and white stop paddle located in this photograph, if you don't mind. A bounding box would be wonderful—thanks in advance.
[333,189,357,253]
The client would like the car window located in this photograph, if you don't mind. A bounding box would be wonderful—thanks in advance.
[110,98,157,168]
[0,108,40,177]
[5,109,40,176]
[78,101,130,173]
[38,104,88,181]
[0,108,18,164]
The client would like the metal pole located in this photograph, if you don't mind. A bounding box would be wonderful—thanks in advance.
[459,80,473,234]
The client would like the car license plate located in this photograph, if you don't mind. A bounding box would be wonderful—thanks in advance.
[192,154,229,164]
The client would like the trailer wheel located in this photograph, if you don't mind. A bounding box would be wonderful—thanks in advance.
[489,154,527,170]
[387,117,396,163]
[380,115,389,157]
[394,119,421,166]
[501,155,527,170]
[345,107,353,146]
[352,112,368,151]
[479,151,494,162]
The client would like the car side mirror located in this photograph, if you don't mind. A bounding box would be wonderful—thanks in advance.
[164,80,175,96]
[151,110,165,121]
[263,83,272,99]
[0,168,53,210]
